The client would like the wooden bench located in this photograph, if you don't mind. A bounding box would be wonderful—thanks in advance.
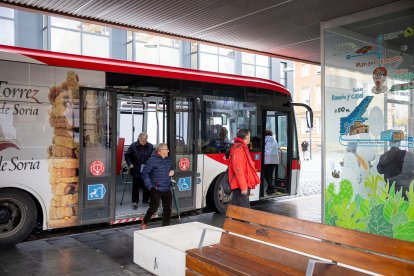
[186,205,414,275]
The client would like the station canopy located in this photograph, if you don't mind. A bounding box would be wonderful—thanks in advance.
[0,0,399,64]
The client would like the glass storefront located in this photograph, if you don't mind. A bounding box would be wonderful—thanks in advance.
[323,6,414,241]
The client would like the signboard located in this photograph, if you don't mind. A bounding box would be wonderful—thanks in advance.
[87,184,106,200]
[177,177,191,191]
[176,155,192,172]
[90,160,105,176]
[178,157,190,171]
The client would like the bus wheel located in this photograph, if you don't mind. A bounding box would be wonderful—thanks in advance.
[213,173,232,214]
[0,189,37,245]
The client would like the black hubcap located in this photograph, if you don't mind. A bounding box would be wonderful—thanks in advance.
[0,201,21,233]
[0,207,11,224]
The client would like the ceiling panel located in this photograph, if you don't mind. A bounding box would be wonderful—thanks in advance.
[0,0,400,63]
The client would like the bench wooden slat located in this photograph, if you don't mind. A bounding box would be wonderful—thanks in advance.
[226,205,414,262]
[202,246,291,275]
[219,232,308,272]
[218,233,369,276]
[186,269,202,276]
[210,243,303,276]
[223,218,414,275]
[187,251,245,276]
[187,249,269,275]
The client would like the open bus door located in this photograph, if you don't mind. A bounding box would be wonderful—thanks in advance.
[78,88,116,225]
[169,97,198,213]
[262,111,292,197]
[112,93,198,220]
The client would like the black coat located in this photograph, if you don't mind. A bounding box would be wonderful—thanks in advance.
[388,151,413,201]
[125,142,154,177]
[377,147,406,182]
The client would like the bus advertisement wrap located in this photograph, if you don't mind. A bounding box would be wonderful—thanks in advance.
[0,60,105,230]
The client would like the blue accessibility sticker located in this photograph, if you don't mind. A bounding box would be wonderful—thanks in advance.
[177,177,191,191]
[254,154,260,160]
[88,184,106,200]
[408,136,413,142]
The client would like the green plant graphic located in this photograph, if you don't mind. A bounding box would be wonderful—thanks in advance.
[325,175,414,242]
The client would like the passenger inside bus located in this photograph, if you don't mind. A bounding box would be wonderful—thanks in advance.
[202,125,232,153]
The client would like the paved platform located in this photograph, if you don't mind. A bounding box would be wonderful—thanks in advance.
[0,194,321,276]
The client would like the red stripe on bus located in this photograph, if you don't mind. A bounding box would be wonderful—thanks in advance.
[0,45,290,95]
[205,152,262,173]
[116,138,125,175]
[292,159,300,170]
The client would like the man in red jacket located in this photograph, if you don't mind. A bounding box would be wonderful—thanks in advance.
[228,129,260,208]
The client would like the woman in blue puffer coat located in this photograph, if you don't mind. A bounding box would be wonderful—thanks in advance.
[141,143,174,229]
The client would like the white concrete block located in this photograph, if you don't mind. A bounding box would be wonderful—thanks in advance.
[134,221,222,276]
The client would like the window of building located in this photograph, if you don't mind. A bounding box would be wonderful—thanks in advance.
[301,118,307,134]
[315,86,321,107]
[242,53,270,79]
[0,7,15,46]
[301,63,310,77]
[315,117,321,134]
[280,62,287,86]
[127,32,181,67]
[301,87,311,104]
[45,16,110,58]
[192,43,235,74]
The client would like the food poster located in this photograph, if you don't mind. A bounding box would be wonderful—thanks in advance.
[0,59,105,229]
[323,9,414,242]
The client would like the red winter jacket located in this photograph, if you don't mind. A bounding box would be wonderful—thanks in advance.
[228,138,260,191]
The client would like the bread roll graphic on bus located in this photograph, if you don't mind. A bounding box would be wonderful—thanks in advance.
[47,71,80,229]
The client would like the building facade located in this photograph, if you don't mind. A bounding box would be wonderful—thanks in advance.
[0,6,295,93]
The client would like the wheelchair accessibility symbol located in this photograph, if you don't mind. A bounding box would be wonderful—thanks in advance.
[177,177,191,191]
[88,184,106,200]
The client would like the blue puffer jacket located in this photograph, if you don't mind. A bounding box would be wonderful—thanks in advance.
[142,152,173,192]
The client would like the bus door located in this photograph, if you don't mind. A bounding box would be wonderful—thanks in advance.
[115,94,167,218]
[79,88,116,225]
[263,111,290,196]
[169,97,198,212]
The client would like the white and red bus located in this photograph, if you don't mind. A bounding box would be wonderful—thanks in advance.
[0,45,312,244]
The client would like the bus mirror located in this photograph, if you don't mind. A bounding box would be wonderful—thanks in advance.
[290,102,313,129]
[306,110,313,129]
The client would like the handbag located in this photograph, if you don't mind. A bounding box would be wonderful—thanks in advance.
[219,169,232,195]
[219,144,243,195]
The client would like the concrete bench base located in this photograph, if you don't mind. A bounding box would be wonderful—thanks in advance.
[134,222,222,276]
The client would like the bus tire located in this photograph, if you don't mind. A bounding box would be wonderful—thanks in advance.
[213,173,232,214]
[0,188,37,245]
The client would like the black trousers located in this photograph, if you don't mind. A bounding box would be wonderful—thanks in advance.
[230,188,250,208]
[143,189,172,226]
[264,164,277,193]
[132,176,150,203]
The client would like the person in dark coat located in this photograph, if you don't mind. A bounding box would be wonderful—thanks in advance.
[388,151,413,201]
[377,142,406,182]
[141,143,175,229]
[125,133,154,209]
[301,140,309,161]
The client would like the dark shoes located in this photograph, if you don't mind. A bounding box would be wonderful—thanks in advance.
[132,203,138,210]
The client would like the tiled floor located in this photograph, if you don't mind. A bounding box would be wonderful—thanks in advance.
[0,194,321,276]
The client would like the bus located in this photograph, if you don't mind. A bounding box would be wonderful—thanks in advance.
[0,45,312,244]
